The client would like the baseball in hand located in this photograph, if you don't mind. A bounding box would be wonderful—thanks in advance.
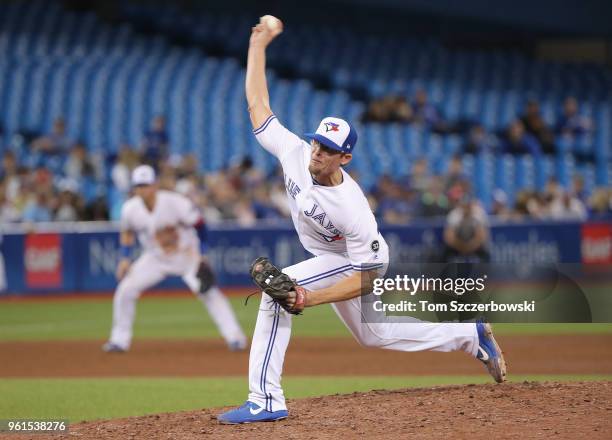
[260,15,283,36]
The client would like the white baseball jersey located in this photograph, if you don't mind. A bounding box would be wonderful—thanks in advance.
[246,117,478,415]
[109,189,247,351]
[254,115,388,271]
[120,189,200,256]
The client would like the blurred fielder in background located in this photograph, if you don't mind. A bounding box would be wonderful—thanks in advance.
[103,164,247,353]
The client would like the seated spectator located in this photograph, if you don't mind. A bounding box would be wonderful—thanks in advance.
[1,151,21,202]
[549,191,587,221]
[176,173,201,202]
[405,157,429,194]
[197,192,223,224]
[140,115,168,167]
[31,166,54,195]
[543,176,562,198]
[177,154,199,180]
[502,119,542,156]
[227,155,265,191]
[388,96,414,123]
[588,188,612,219]
[64,142,95,183]
[371,174,395,202]
[82,196,109,221]
[444,155,468,192]
[571,175,588,203]
[0,181,20,222]
[513,190,545,219]
[377,183,417,225]
[443,196,490,262]
[8,167,32,217]
[418,175,449,218]
[252,185,283,220]
[362,96,413,123]
[111,145,139,194]
[491,189,511,221]
[361,99,386,123]
[22,190,52,222]
[158,162,177,190]
[556,97,593,137]
[206,170,240,219]
[520,100,555,154]
[463,124,497,154]
[0,151,18,181]
[412,88,445,132]
[447,179,472,210]
[31,117,73,155]
[541,176,563,217]
[54,190,81,222]
[232,195,257,227]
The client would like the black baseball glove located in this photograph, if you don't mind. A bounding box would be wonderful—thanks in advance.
[250,256,307,315]
[197,259,216,294]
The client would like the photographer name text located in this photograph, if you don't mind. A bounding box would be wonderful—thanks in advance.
[372,300,536,313]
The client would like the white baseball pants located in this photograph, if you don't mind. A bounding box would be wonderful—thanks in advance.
[247,253,479,412]
[109,250,246,350]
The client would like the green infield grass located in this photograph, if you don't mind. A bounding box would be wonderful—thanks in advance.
[1,375,610,422]
[0,296,611,341]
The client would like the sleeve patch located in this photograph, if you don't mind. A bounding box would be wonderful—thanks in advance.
[371,240,380,252]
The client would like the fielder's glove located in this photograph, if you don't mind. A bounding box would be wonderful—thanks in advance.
[197,259,216,294]
[250,256,307,315]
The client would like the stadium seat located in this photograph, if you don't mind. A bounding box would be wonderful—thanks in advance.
[0,0,609,210]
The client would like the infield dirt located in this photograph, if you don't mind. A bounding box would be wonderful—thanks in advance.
[3,333,611,439]
[7,382,612,439]
[1,334,611,377]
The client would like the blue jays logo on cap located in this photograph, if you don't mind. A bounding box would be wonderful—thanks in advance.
[304,117,358,154]
[324,122,340,132]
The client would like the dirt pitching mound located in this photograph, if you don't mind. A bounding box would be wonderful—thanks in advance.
[29,381,609,440]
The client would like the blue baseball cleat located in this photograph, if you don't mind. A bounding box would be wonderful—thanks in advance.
[476,320,507,383]
[217,401,288,424]
[227,340,248,352]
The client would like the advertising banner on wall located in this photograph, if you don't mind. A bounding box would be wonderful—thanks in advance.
[24,233,63,289]
[581,223,612,264]
[0,220,609,295]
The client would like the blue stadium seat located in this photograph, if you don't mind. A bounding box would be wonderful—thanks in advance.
[0,0,609,207]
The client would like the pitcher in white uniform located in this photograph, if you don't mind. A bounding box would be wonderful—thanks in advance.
[103,164,247,353]
[218,19,506,424]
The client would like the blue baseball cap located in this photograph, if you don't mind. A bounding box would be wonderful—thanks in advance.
[304,117,358,154]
